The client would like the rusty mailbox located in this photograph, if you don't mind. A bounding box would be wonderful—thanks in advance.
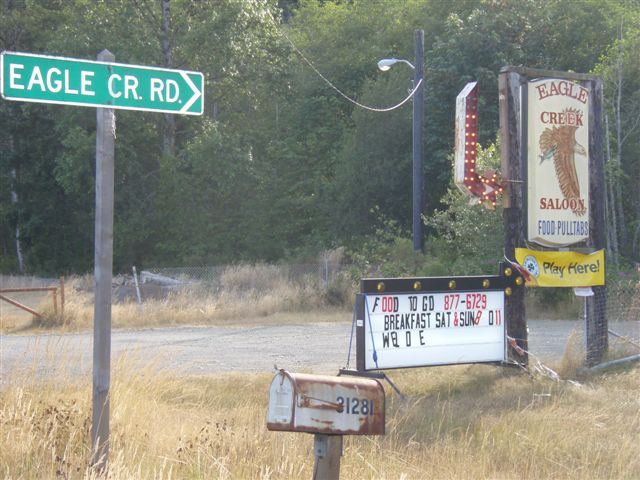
[267,370,385,435]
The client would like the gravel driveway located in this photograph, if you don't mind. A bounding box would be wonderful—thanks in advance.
[1,320,638,383]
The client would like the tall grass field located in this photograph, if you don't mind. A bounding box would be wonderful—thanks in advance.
[1,356,638,479]
[2,269,638,478]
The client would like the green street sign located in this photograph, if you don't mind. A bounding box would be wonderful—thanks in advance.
[1,51,203,115]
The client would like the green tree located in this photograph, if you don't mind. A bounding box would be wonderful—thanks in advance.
[595,13,640,262]
[1,0,636,274]
[332,73,413,240]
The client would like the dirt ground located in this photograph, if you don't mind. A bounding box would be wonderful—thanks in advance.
[2,319,638,385]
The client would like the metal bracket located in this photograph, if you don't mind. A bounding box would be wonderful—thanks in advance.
[338,368,384,379]
[338,369,405,399]
[314,434,328,458]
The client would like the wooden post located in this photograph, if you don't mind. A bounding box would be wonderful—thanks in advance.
[52,288,58,315]
[60,276,65,319]
[499,68,528,363]
[312,434,342,480]
[586,77,607,366]
[132,266,142,305]
[91,49,116,470]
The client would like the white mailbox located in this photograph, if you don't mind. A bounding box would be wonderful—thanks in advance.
[267,370,385,435]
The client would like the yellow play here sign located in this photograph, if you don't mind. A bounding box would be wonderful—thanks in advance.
[515,248,605,287]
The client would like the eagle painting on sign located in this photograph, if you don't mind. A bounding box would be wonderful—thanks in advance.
[527,78,590,247]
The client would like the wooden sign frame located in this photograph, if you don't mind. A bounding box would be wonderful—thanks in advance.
[498,66,606,366]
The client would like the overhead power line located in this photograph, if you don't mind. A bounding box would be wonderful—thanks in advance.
[269,14,421,113]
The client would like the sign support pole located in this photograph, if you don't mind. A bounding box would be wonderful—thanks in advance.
[586,77,607,366]
[499,69,528,363]
[91,49,115,470]
[355,294,365,372]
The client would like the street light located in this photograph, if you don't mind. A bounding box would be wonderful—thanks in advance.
[377,58,415,71]
[377,30,424,252]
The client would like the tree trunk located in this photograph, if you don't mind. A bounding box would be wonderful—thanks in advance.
[10,167,25,273]
[160,0,176,157]
[613,27,628,251]
[604,115,619,265]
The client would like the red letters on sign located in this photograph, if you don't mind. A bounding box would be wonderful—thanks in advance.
[381,296,399,313]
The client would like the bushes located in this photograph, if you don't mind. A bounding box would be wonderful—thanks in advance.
[341,139,639,319]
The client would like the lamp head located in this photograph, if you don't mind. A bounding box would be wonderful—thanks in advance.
[377,58,397,71]
[377,58,415,71]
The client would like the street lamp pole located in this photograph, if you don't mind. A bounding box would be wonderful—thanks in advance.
[412,29,424,252]
[377,30,425,252]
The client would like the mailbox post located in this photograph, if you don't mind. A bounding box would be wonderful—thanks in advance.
[267,370,385,480]
[313,434,343,480]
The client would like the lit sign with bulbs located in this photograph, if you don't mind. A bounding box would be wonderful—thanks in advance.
[454,82,503,207]
[354,263,524,371]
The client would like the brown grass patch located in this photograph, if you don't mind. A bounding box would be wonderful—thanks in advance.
[2,356,638,479]
[0,275,63,332]
[1,269,354,333]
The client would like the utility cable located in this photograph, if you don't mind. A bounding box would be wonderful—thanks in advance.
[269,14,422,112]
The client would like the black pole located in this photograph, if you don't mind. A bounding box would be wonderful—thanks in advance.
[413,29,424,252]
[355,294,365,372]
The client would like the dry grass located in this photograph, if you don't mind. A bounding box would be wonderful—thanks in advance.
[74,285,342,330]
[1,269,352,333]
[1,352,638,479]
[0,275,63,332]
[0,290,55,330]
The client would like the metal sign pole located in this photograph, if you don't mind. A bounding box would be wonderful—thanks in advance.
[91,49,115,470]
[354,294,365,372]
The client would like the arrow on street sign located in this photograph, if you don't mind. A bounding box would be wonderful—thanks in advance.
[1,51,204,115]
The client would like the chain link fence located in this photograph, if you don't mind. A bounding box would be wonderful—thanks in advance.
[604,277,640,323]
[141,264,637,319]
[144,261,346,291]
[523,274,639,362]
[524,276,639,321]
[141,264,639,362]
[600,277,640,358]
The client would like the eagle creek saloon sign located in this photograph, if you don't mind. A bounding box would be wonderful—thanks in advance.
[355,269,523,371]
[527,78,589,247]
